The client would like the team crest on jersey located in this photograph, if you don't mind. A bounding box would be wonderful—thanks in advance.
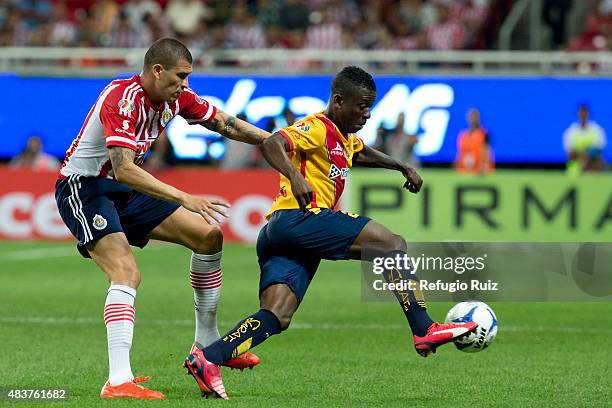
[161,108,173,126]
[329,164,348,180]
[92,214,108,230]
[194,94,204,104]
[295,122,310,132]
[118,99,135,114]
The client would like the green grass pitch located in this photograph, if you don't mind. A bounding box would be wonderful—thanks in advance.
[1,241,611,407]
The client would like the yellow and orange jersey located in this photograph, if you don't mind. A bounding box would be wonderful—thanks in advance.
[267,112,365,218]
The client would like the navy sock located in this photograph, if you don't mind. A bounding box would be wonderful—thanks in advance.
[383,250,434,337]
[202,309,281,365]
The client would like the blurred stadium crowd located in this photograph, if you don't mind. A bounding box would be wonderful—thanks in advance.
[2,0,513,51]
[2,0,611,52]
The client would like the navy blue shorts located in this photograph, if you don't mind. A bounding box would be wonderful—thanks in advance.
[55,175,180,258]
[257,209,371,303]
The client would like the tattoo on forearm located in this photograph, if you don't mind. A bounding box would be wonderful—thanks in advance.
[109,147,135,169]
[206,113,266,144]
[223,115,235,137]
[207,117,221,133]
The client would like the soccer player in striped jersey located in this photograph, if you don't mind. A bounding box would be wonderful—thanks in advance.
[54,38,265,400]
[183,66,478,399]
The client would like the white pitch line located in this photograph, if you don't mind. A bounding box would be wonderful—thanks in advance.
[0,316,610,334]
[1,247,77,260]
[0,243,175,261]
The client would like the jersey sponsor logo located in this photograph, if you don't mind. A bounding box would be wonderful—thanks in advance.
[329,164,348,180]
[330,141,345,157]
[114,127,135,137]
[161,108,173,127]
[92,214,108,230]
[117,99,135,115]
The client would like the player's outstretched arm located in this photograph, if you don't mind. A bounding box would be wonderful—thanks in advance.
[260,133,313,211]
[353,144,423,193]
[203,109,270,145]
[108,146,229,222]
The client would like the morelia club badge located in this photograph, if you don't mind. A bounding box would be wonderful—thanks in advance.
[296,122,310,132]
[92,214,108,230]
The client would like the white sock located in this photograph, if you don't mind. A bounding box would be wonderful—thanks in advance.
[104,285,136,386]
[190,251,222,347]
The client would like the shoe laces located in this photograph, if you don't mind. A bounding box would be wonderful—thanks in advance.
[133,376,151,384]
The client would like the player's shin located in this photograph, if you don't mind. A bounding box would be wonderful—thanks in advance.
[104,285,136,386]
[382,250,434,337]
[190,252,222,347]
[201,309,281,365]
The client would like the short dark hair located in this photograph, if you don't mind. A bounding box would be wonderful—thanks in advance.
[331,66,376,96]
[143,38,192,70]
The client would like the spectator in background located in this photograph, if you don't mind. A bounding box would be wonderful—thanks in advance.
[166,0,213,39]
[90,0,119,46]
[305,5,342,49]
[356,3,381,49]
[49,2,77,46]
[455,108,494,174]
[563,105,607,174]
[379,112,420,169]
[75,8,101,47]
[256,0,281,27]
[10,135,60,171]
[427,1,466,50]
[14,0,52,29]
[264,24,289,48]
[226,3,266,49]
[137,11,170,47]
[451,0,489,48]
[542,0,572,49]
[278,0,310,31]
[0,10,30,46]
[109,10,137,47]
[123,0,161,32]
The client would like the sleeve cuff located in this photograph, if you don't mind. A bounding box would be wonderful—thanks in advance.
[106,135,137,151]
[278,129,294,151]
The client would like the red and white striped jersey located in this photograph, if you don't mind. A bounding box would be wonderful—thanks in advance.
[59,75,216,179]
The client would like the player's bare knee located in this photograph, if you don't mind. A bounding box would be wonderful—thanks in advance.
[379,233,407,253]
[108,259,141,288]
[193,224,223,253]
[392,234,407,252]
[264,307,293,331]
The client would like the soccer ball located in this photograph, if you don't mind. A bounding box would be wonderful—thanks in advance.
[444,301,498,352]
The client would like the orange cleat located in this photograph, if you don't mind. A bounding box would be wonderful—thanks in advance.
[413,321,478,357]
[223,352,261,370]
[190,344,260,371]
[100,376,165,400]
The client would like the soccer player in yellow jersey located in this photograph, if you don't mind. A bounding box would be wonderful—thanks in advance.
[184,67,477,399]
